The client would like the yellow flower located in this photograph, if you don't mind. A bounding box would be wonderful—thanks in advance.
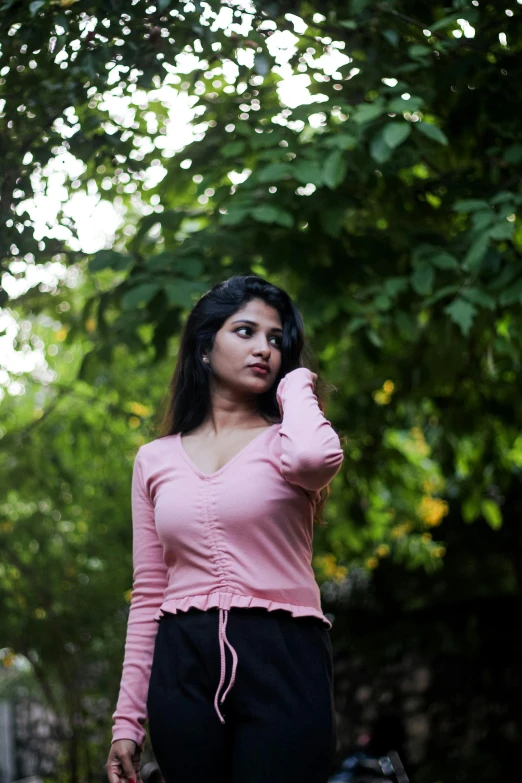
[375,544,390,557]
[410,427,430,456]
[373,390,391,406]
[1,650,15,668]
[432,546,446,558]
[129,402,151,417]
[124,589,132,603]
[383,380,395,394]
[418,496,449,527]
[391,521,413,539]
[366,557,379,570]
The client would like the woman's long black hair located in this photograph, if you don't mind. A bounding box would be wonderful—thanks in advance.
[157,274,333,525]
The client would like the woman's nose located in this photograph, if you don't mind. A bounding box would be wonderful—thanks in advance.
[254,339,271,356]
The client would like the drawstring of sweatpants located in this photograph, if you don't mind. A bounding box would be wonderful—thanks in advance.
[213,608,238,723]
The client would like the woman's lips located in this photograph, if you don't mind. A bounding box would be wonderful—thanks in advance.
[249,365,269,375]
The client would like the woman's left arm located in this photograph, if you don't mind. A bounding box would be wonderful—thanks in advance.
[276,367,344,491]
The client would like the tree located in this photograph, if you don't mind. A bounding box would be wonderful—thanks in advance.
[1,1,522,779]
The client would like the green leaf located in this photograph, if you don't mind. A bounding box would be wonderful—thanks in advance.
[146,252,176,271]
[462,491,482,523]
[489,221,515,241]
[412,243,439,263]
[29,0,45,14]
[428,253,459,270]
[293,160,323,186]
[257,163,291,183]
[471,210,495,231]
[370,133,392,164]
[219,208,251,226]
[384,277,409,296]
[164,280,203,307]
[422,285,460,307]
[444,298,477,336]
[157,0,171,9]
[490,263,522,292]
[416,122,448,145]
[89,250,133,272]
[462,233,490,271]
[373,294,392,310]
[179,258,204,278]
[352,103,385,124]
[502,145,522,164]
[146,253,203,277]
[453,199,490,213]
[323,150,347,189]
[411,262,434,295]
[350,0,370,12]
[498,277,522,306]
[395,63,422,75]
[429,13,462,32]
[382,122,411,149]
[339,20,357,29]
[251,205,293,227]
[367,329,384,347]
[408,44,432,58]
[388,95,424,113]
[221,141,245,158]
[491,191,517,205]
[121,283,161,310]
[382,29,399,47]
[324,133,358,150]
[461,287,496,310]
[345,317,366,333]
[481,499,502,530]
[394,310,416,337]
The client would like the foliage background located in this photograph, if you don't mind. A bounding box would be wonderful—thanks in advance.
[1,1,521,781]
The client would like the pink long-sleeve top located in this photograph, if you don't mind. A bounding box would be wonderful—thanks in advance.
[111,367,344,746]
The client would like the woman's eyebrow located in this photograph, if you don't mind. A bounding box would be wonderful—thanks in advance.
[231,318,283,333]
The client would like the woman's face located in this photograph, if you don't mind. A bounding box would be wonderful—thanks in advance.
[204,298,283,397]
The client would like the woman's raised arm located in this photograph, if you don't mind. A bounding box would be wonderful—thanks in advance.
[276,367,344,492]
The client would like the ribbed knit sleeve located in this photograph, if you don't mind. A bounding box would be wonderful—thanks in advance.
[276,367,344,492]
[111,448,169,747]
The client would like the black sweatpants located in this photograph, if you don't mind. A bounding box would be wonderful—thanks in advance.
[146,606,337,783]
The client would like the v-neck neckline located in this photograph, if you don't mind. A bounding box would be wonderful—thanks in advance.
[176,424,279,480]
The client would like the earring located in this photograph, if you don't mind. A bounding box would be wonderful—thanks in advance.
[202,356,209,363]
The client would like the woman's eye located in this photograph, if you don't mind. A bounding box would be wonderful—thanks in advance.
[235,327,281,347]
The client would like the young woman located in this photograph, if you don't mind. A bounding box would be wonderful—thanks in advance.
[106,275,344,783]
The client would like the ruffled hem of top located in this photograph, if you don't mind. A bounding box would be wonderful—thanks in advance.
[153,592,332,629]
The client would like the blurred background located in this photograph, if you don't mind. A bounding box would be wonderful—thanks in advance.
[1,2,521,782]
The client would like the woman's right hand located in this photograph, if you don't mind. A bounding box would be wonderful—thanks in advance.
[106,739,142,783]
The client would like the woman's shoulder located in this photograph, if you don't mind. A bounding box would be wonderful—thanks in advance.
[136,434,177,462]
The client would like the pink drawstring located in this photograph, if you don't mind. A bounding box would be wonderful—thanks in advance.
[213,608,238,723]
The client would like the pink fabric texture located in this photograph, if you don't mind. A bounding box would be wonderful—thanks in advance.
[111,367,344,746]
